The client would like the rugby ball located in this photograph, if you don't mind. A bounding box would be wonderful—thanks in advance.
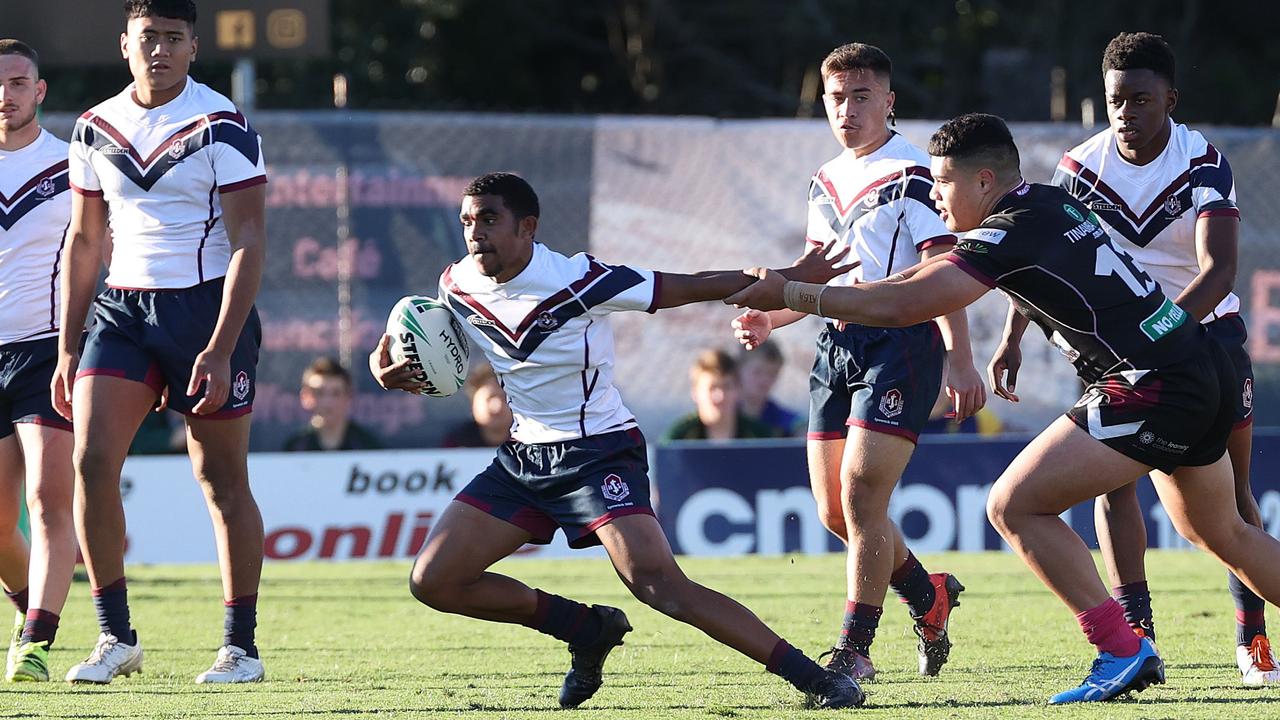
[385,296,470,398]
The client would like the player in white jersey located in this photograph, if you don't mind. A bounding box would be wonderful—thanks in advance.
[370,173,864,710]
[0,39,76,683]
[991,32,1278,684]
[52,1,267,685]
[731,43,984,681]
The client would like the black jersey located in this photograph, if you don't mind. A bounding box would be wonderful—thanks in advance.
[946,182,1203,384]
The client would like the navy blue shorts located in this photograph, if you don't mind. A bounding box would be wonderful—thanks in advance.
[1205,314,1253,428]
[808,321,945,443]
[78,278,261,418]
[0,336,73,439]
[455,428,655,549]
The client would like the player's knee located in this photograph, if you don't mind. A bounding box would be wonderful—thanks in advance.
[408,562,461,611]
[844,487,891,530]
[73,444,121,486]
[986,492,1015,538]
[625,567,688,619]
[25,487,70,531]
[814,502,846,538]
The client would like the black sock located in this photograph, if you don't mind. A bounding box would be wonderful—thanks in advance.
[92,577,132,641]
[766,640,826,691]
[838,602,882,656]
[1113,581,1156,641]
[528,590,603,646]
[1230,572,1266,645]
[21,609,59,646]
[889,552,936,619]
[4,586,28,614]
[224,594,259,658]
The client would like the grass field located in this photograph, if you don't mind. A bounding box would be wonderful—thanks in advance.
[2,551,1279,719]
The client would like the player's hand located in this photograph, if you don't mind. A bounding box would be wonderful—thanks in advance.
[188,349,231,415]
[50,350,79,422]
[778,240,852,285]
[987,341,1021,403]
[946,360,987,420]
[731,309,773,351]
[368,333,427,394]
[155,386,170,412]
[725,268,788,311]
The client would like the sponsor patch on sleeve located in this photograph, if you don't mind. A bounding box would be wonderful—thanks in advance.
[961,227,1007,244]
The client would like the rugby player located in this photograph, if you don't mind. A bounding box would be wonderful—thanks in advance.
[370,172,864,710]
[54,0,267,684]
[0,39,76,682]
[727,113,1280,703]
[1016,31,1277,684]
[731,43,982,680]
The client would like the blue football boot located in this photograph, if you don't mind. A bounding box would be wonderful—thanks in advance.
[1049,638,1164,704]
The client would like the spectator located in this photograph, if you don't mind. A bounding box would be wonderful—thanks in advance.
[738,343,802,437]
[663,349,777,441]
[443,363,513,448]
[283,357,383,451]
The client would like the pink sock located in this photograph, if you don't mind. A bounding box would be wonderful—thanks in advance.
[1076,598,1141,657]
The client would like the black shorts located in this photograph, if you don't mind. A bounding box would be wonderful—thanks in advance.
[455,428,655,548]
[0,337,73,439]
[1205,314,1253,428]
[807,321,944,443]
[1065,336,1235,473]
[78,277,261,418]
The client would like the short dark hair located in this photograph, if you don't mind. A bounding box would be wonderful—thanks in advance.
[690,349,739,382]
[821,43,892,83]
[124,0,198,29]
[463,172,540,220]
[740,341,783,367]
[302,356,351,388]
[927,113,1021,176]
[1103,32,1175,86]
[0,39,39,74]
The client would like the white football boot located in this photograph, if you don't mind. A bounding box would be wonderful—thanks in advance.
[195,645,264,684]
[1238,635,1280,685]
[65,632,143,683]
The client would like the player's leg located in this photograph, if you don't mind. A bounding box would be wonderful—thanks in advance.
[1093,483,1157,641]
[596,514,863,709]
[0,430,30,679]
[807,438,846,541]
[65,375,156,684]
[986,417,1164,704]
[183,414,266,683]
[1223,424,1279,682]
[8,423,75,682]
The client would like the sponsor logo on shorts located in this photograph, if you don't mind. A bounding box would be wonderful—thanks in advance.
[1244,377,1254,410]
[879,388,904,418]
[535,311,559,331]
[232,370,251,401]
[168,139,186,160]
[1163,195,1183,217]
[601,474,630,502]
[1139,431,1156,445]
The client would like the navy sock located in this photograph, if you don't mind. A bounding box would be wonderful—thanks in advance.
[4,586,28,614]
[224,594,259,658]
[21,609,59,646]
[838,602,882,656]
[1231,572,1266,645]
[1113,581,1156,641]
[529,590,602,646]
[766,640,826,691]
[92,577,132,641]
[890,552,936,619]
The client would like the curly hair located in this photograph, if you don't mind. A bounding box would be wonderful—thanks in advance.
[1102,32,1175,85]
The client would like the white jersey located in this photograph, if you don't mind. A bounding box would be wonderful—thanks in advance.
[0,129,71,345]
[806,132,954,286]
[1053,120,1239,321]
[439,243,660,444]
[68,78,267,290]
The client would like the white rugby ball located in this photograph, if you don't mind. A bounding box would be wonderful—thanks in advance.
[385,296,470,397]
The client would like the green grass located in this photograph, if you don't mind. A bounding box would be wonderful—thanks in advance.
[2,551,1279,718]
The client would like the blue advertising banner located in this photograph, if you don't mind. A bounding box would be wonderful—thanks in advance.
[654,433,1280,556]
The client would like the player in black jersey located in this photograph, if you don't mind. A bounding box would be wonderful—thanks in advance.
[726,113,1280,704]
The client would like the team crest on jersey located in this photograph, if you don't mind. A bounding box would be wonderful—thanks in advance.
[1244,377,1254,410]
[1163,195,1183,216]
[601,474,630,502]
[467,314,496,328]
[879,388,904,418]
[534,311,559,331]
[232,371,251,401]
[167,139,186,160]
[36,178,56,197]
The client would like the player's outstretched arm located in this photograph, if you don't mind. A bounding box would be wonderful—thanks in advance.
[52,191,110,420]
[655,241,849,310]
[726,258,989,329]
[189,185,266,415]
[1175,215,1238,321]
[988,303,1029,403]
